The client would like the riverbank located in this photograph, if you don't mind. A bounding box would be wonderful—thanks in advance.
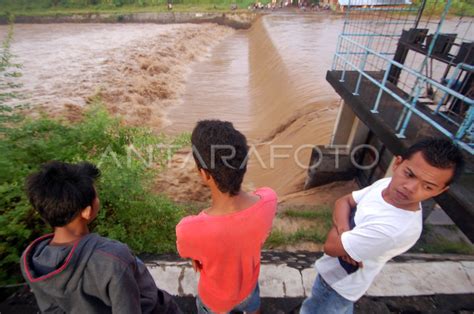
[0,2,256,16]
[1,1,471,23]
[0,10,260,29]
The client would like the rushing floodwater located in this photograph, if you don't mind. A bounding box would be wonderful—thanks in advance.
[161,13,345,195]
[0,14,346,196]
[166,13,344,140]
[4,13,468,197]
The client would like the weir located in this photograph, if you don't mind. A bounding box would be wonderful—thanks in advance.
[165,13,343,196]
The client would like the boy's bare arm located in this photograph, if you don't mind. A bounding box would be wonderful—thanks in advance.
[324,226,348,257]
[332,193,357,235]
[192,259,202,272]
[324,226,363,267]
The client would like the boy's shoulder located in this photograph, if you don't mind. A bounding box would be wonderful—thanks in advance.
[176,213,204,231]
[255,187,277,203]
[353,178,391,203]
[366,177,391,190]
[89,234,136,267]
[177,187,277,229]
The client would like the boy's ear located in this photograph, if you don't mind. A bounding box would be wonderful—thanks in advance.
[393,155,403,170]
[81,206,93,221]
[436,185,450,196]
[198,168,212,183]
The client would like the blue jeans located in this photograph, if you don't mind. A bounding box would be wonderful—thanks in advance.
[300,274,354,314]
[196,283,260,314]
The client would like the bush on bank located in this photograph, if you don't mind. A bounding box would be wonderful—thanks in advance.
[0,0,258,15]
[0,102,190,285]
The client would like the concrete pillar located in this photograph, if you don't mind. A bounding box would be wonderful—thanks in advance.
[330,100,356,146]
[347,116,370,150]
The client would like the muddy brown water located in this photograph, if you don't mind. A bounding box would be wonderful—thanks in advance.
[6,14,468,200]
[2,23,234,125]
[1,13,345,200]
[165,13,344,138]
[163,13,345,197]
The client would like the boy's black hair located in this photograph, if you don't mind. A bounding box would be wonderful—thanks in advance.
[26,161,101,227]
[401,138,465,185]
[191,120,248,196]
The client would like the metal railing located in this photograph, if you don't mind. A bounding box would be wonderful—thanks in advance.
[331,0,473,154]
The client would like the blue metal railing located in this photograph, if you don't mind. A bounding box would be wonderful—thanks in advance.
[333,38,473,154]
[331,0,473,154]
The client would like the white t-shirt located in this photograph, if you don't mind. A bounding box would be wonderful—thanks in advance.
[316,177,422,301]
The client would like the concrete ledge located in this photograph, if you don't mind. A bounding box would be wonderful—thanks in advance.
[367,261,474,296]
[145,259,474,298]
[260,264,304,297]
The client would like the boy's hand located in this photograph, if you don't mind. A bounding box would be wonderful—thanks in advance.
[192,260,202,272]
[341,255,363,268]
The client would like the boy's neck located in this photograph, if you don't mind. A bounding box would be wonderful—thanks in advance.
[51,220,90,245]
[207,189,260,215]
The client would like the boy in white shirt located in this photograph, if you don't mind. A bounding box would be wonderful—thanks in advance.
[300,138,465,314]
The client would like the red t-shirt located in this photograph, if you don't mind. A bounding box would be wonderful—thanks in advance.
[176,187,277,312]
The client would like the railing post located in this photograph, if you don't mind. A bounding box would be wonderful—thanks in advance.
[338,0,351,80]
[455,106,473,141]
[332,35,342,71]
[396,79,424,138]
[339,37,348,82]
[353,36,374,96]
[434,66,459,114]
[371,61,392,113]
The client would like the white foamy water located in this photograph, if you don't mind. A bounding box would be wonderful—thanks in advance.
[2,23,234,125]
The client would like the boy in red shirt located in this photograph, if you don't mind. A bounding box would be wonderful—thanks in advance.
[176,120,277,314]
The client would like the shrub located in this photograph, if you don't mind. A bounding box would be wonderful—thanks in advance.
[0,103,190,285]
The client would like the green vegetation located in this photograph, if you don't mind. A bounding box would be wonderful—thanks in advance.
[0,0,472,16]
[265,228,327,248]
[411,225,474,255]
[413,0,474,17]
[0,0,258,16]
[264,206,333,249]
[419,239,474,255]
[0,102,191,285]
[268,207,474,255]
[0,15,22,106]
[282,206,332,220]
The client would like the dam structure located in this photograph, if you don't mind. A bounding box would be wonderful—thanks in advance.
[305,0,474,241]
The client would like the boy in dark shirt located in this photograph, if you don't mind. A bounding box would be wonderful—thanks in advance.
[20,161,180,314]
